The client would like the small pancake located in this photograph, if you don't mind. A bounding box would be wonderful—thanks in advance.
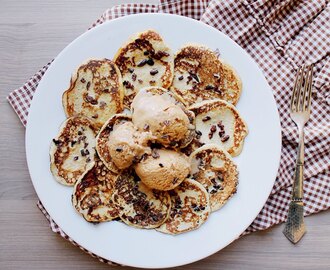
[112,173,171,229]
[96,114,132,173]
[190,144,238,212]
[171,45,241,106]
[131,86,195,149]
[171,45,224,107]
[50,116,97,186]
[156,179,210,235]
[188,99,248,156]
[114,30,174,107]
[72,157,119,222]
[62,58,124,127]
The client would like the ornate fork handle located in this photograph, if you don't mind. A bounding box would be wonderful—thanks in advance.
[292,127,304,201]
[283,127,306,244]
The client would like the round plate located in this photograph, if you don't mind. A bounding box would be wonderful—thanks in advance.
[26,14,281,268]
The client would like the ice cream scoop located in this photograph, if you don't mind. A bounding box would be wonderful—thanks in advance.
[131,87,194,148]
[135,148,191,190]
[108,121,153,170]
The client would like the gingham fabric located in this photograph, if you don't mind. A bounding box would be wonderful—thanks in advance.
[7,0,330,265]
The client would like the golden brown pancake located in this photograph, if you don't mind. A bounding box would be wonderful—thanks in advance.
[189,99,248,156]
[112,172,171,229]
[72,157,119,222]
[62,59,124,127]
[50,116,97,186]
[190,144,238,212]
[156,179,210,234]
[171,45,241,106]
[114,30,174,107]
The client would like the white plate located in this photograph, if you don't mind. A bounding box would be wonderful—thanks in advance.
[26,14,281,268]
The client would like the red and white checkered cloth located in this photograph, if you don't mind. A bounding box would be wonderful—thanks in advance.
[7,0,330,265]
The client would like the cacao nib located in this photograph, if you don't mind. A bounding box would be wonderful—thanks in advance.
[188,71,200,83]
[213,87,222,94]
[123,80,134,89]
[143,124,149,131]
[205,85,215,90]
[85,95,98,105]
[132,73,137,81]
[217,121,224,129]
[150,69,158,76]
[137,59,148,67]
[81,149,89,156]
[153,51,169,59]
[52,139,61,145]
[221,135,230,142]
[202,116,211,122]
[147,58,154,66]
[218,131,225,137]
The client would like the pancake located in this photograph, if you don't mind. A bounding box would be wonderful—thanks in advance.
[112,173,171,229]
[156,179,210,235]
[50,116,97,186]
[190,144,238,212]
[62,58,124,127]
[171,45,241,106]
[188,99,248,156]
[114,30,174,107]
[131,86,195,149]
[96,114,132,173]
[72,157,119,222]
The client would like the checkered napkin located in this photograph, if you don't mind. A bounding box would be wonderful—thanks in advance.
[8,0,330,265]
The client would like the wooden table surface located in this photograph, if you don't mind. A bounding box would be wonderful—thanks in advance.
[1,1,329,269]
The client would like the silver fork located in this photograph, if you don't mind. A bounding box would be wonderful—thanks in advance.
[283,64,313,244]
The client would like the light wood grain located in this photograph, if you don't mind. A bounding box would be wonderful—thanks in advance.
[0,1,329,269]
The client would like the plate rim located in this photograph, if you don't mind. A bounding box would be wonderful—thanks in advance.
[25,13,282,268]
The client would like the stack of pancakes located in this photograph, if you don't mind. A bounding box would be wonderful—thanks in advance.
[50,30,248,235]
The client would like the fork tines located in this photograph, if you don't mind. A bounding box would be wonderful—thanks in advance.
[290,65,314,113]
